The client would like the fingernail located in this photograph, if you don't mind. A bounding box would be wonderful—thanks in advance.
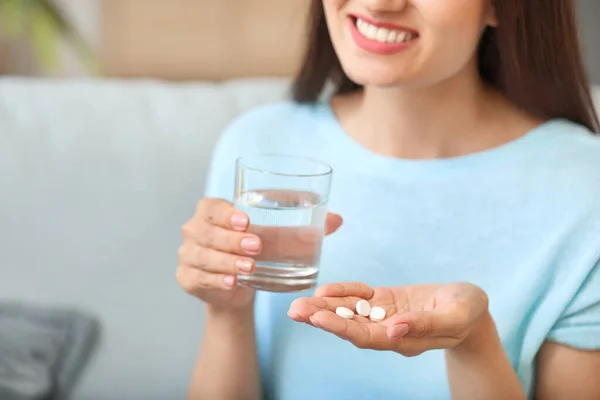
[389,324,409,339]
[236,259,253,273]
[223,275,235,287]
[241,237,261,253]
[231,212,249,230]
[309,316,320,328]
[287,310,300,320]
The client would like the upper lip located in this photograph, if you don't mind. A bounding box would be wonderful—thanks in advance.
[349,13,419,34]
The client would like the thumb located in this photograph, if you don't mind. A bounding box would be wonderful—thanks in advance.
[325,213,343,235]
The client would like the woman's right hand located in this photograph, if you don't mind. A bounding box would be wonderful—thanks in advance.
[176,197,344,312]
[176,198,260,311]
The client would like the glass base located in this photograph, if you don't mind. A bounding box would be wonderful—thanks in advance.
[237,262,318,293]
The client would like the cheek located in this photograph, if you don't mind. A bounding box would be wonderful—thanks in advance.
[323,0,347,17]
[326,0,347,8]
[323,0,348,46]
[416,0,489,33]
[415,0,488,62]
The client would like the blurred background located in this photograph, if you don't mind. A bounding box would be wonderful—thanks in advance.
[0,1,599,400]
[0,0,599,82]
[0,0,309,80]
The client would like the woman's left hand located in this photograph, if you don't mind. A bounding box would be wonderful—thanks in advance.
[287,282,489,356]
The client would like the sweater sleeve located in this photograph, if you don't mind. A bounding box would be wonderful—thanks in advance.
[546,259,600,350]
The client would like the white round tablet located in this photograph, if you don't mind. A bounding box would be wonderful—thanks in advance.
[369,306,386,322]
[335,306,354,319]
[355,299,371,317]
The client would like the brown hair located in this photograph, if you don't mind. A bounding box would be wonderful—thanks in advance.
[292,1,600,133]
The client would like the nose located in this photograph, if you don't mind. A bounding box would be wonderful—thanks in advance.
[362,0,408,13]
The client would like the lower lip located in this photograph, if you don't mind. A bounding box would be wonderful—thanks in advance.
[349,18,418,55]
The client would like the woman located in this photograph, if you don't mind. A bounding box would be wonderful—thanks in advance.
[177,0,600,399]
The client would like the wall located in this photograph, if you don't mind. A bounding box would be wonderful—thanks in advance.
[578,0,600,83]
[100,0,309,80]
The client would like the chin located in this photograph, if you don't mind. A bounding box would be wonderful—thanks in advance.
[342,64,412,88]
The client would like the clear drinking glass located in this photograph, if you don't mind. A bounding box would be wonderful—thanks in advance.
[234,154,333,293]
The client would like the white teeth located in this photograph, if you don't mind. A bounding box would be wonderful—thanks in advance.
[375,28,389,42]
[357,18,366,30]
[355,17,416,44]
[387,30,398,42]
[366,24,377,39]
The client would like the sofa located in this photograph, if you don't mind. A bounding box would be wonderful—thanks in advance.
[0,77,292,400]
[1,78,599,400]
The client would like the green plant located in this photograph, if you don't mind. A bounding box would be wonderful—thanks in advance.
[0,0,97,73]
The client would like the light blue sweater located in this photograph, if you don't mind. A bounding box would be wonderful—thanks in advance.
[204,101,600,399]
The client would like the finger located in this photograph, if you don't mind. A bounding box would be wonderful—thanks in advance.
[178,244,255,275]
[175,265,237,293]
[196,223,262,256]
[287,296,367,323]
[309,310,389,350]
[325,213,343,235]
[197,198,249,231]
[314,282,374,299]
[385,306,468,340]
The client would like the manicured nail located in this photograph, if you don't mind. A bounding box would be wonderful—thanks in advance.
[309,316,320,328]
[236,259,253,273]
[389,323,409,339]
[223,275,235,287]
[241,237,261,253]
[287,310,300,320]
[231,212,249,230]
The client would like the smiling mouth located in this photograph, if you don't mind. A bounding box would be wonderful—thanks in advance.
[352,17,419,44]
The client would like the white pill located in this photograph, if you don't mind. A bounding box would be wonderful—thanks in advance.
[355,299,371,317]
[335,306,354,319]
[369,306,386,322]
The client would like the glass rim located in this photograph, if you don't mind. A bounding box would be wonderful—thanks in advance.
[235,153,333,178]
